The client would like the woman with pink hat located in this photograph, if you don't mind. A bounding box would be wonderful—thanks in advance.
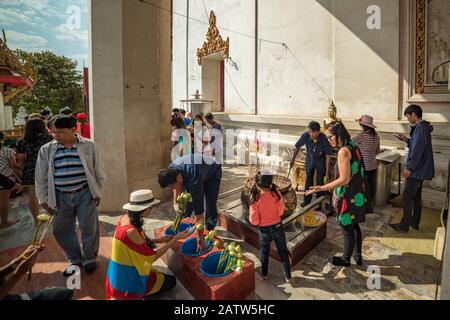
[352,115,380,211]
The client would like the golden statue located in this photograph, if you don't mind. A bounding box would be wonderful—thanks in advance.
[323,100,341,129]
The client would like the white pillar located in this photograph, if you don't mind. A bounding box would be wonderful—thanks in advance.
[4,105,13,130]
[441,189,450,299]
[0,93,5,130]
[89,0,172,212]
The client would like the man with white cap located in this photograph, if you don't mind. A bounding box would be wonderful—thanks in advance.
[106,189,189,300]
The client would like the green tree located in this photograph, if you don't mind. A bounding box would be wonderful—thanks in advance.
[12,50,83,117]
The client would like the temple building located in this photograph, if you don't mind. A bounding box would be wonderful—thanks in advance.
[88,0,450,298]
[172,0,450,203]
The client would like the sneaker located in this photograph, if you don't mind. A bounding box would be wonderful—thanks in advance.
[84,262,97,274]
[389,223,409,233]
[331,256,350,267]
[354,256,363,266]
[63,263,82,278]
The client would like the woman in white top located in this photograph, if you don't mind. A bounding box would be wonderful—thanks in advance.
[170,117,190,161]
[192,114,212,157]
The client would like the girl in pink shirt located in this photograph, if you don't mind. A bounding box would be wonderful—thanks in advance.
[249,170,291,282]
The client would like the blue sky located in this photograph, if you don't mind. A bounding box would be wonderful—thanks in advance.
[0,0,88,70]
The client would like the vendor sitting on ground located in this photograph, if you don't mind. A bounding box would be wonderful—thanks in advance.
[106,190,189,300]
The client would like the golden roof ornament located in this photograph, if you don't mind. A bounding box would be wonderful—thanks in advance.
[196,11,230,65]
[0,29,36,104]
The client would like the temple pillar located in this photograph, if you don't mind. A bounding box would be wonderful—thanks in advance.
[89,0,172,212]
[0,93,5,130]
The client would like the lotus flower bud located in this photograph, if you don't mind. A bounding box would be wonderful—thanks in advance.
[37,214,50,222]
[229,250,235,257]
[237,260,244,267]
[214,240,220,247]
[196,223,204,231]
[237,253,243,259]
[228,242,236,250]
[234,245,241,253]
[223,243,229,251]
[235,267,243,274]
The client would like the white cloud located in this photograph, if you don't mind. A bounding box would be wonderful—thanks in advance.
[6,30,49,51]
[55,24,88,47]
[0,8,34,25]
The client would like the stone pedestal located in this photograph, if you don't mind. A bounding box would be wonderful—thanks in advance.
[154,219,256,300]
[89,0,172,211]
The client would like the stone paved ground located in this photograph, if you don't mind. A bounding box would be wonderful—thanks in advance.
[0,165,441,300]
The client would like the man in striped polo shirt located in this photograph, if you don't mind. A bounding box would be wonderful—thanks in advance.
[36,115,106,277]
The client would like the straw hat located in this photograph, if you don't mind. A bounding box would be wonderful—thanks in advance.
[355,115,377,129]
[123,190,161,211]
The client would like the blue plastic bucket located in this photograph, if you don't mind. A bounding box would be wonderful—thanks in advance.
[200,252,236,277]
[164,222,194,237]
[180,237,214,257]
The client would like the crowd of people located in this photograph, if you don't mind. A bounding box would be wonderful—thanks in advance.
[0,107,91,230]
[170,108,223,160]
[0,103,436,300]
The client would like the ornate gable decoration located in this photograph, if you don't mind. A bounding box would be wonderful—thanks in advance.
[0,30,35,82]
[197,11,230,65]
[0,30,36,103]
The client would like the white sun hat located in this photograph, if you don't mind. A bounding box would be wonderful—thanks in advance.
[123,190,161,211]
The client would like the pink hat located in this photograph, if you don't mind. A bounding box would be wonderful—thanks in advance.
[356,115,376,129]
[76,113,88,120]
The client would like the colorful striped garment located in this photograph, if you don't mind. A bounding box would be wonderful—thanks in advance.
[106,219,165,300]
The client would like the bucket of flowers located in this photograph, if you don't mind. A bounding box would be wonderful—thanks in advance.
[180,225,217,257]
[200,241,245,277]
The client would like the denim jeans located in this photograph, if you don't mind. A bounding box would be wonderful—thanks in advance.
[259,223,291,279]
[183,166,222,231]
[401,177,423,228]
[304,159,326,205]
[53,187,100,266]
[342,223,362,263]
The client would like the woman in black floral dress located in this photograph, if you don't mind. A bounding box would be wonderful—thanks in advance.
[306,122,368,267]
[17,118,53,223]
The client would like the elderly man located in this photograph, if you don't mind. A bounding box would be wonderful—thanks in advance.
[35,115,106,277]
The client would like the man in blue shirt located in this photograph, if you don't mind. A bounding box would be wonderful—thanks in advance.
[290,121,332,207]
[180,109,191,127]
[158,154,222,247]
[390,105,435,233]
